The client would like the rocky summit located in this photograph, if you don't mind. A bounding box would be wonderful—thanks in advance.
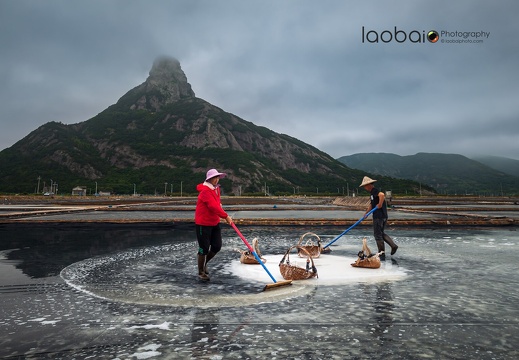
[127,56,195,112]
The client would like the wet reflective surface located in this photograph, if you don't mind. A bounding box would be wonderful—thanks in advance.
[1,224,518,359]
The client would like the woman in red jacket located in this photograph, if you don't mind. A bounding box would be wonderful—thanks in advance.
[195,168,233,281]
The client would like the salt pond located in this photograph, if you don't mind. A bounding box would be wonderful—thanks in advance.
[1,225,518,359]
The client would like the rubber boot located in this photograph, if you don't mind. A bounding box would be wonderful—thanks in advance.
[376,240,386,261]
[204,251,216,275]
[383,234,398,255]
[197,254,210,281]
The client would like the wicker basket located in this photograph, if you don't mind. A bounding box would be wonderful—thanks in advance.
[351,238,381,269]
[236,238,266,265]
[279,245,318,280]
[297,232,322,258]
[351,256,381,269]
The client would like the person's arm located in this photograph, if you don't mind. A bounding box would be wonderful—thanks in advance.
[364,204,373,218]
[201,191,229,219]
[364,191,385,218]
[377,191,385,209]
[209,194,233,224]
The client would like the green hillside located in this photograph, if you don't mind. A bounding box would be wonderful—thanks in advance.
[338,152,519,195]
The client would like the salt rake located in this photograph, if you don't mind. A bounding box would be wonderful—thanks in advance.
[322,207,377,249]
[231,223,292,291]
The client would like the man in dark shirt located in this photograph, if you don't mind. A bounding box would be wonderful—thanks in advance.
[360,176,398,260]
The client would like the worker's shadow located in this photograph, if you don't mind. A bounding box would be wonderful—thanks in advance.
[191,308,220,358]
[372,281,394,340]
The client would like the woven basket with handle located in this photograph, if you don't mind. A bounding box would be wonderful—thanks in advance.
[279,245,318,280]
[297,232,322,258]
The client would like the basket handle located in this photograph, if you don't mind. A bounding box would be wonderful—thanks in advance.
[279,246,292,265]
[296,246,318,278]
[298,232,322,247]
[296,246,314,265]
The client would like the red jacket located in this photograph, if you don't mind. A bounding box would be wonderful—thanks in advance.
[195,182,228,226]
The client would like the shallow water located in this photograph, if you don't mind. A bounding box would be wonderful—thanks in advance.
[1,225,518,359]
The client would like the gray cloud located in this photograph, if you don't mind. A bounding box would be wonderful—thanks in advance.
[1,0,518,160]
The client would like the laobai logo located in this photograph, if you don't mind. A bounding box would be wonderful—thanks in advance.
[362,26,439,43]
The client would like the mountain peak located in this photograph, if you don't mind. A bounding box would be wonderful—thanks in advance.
[148,56,190,89]
[126,56,195,112]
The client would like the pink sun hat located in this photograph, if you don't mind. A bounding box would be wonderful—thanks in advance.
[205,168,227,181]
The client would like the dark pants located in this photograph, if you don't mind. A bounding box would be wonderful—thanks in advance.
[196,224,222,255]
[373,218,397,253]
[373,218,386,242]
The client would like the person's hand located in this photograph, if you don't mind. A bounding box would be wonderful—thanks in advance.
[225,216,233,225]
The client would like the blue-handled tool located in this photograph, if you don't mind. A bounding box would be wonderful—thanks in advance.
[322,207,377,249]
[231,222,292,291]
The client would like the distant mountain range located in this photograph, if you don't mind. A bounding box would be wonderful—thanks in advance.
[471,155,519,177]
[0,56,426,196]
[337,153,519,195]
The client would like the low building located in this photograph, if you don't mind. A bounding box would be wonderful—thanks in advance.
[72,186,87,196]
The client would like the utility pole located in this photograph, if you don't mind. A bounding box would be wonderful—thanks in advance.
[164,182,168,196]
[36,176,41,194]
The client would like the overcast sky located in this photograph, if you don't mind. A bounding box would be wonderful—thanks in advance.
[1,0,518,160]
